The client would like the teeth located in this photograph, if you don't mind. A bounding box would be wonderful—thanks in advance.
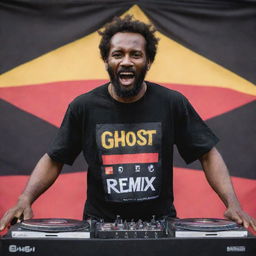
[119,72,134,75]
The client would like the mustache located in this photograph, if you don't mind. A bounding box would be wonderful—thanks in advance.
[118,67,135,74]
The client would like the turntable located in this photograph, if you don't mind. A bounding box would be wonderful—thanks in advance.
[9,218,91,239]
[169,218,248,238]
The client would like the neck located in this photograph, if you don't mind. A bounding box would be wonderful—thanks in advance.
[108,82,147,103]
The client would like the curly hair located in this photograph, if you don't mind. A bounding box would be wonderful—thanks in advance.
[98,15,159,63]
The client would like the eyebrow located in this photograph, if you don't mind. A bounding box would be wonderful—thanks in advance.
[111,48,143,52]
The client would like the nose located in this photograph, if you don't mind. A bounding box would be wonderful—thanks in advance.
[120,55,133,67]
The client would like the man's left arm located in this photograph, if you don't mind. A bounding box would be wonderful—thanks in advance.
[199,147,256,231]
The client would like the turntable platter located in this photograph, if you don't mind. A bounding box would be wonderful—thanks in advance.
[20,218,90,232]
[173,218,240,231]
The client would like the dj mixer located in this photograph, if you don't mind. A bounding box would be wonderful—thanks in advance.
[1,216,255,256]
[95,215,167,239]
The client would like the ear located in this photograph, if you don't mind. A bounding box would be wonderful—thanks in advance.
[104,61,108,71]
[147,61,152,71]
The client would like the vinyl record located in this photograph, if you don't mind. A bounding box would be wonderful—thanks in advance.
[173,218,239,231]
[20,218,90,232]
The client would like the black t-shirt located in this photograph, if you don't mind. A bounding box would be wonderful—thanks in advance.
[48,82,219,221]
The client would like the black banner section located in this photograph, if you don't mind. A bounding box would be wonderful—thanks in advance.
[141,0,256,84]
[174,101,256,179]
[0,99,86,175]
[0,0,133,74]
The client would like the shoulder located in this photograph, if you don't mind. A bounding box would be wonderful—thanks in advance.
[146,81,187,102]
[70,83,108,108]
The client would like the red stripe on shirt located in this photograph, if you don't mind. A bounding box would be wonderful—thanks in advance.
[102,153,159,165]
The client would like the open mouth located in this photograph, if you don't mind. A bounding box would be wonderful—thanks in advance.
[118,71,135,86]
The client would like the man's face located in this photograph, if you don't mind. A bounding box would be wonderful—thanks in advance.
[105,32,150,98]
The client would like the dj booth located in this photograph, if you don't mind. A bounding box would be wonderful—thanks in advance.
[1,236,256,256]
[1,218,256,256]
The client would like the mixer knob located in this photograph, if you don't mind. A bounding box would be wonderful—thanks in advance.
[145,222,152,230]
[124,220,128,229]
[156,221,161,229]
[137,219,144,229]
[129,219,136,230]
[98,219,104,230]
[115,215,121,223]
[114,215,120,228]
[150,215,157,227]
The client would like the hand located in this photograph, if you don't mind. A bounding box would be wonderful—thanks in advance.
[224,206,256,231]
[0,197,33,231]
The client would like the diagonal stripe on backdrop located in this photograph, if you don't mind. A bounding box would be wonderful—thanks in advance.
[0,80,107,127]
[1,6,255,96]
[0,81,255,127]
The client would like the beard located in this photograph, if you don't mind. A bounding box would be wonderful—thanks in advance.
[107,64,148,99]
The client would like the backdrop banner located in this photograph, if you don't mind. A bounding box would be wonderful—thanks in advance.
[0,0,255,225]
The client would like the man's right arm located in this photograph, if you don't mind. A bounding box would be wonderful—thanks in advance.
[0,153,63,231]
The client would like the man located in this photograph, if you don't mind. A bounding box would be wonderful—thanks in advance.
[0,15,255,230]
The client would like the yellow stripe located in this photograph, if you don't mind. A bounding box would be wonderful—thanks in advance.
[0,32,108,86]
[0,5,255,96]
[149,31,256,95]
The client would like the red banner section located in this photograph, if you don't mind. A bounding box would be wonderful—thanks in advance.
[1,80,254,128]
[174,167,256,219]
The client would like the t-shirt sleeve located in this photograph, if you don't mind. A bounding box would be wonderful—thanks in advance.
[174,95,219,164]
[47,104,82,165]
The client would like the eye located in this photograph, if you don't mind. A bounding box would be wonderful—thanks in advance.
[132,51,143,58]
[112,52,122,58]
